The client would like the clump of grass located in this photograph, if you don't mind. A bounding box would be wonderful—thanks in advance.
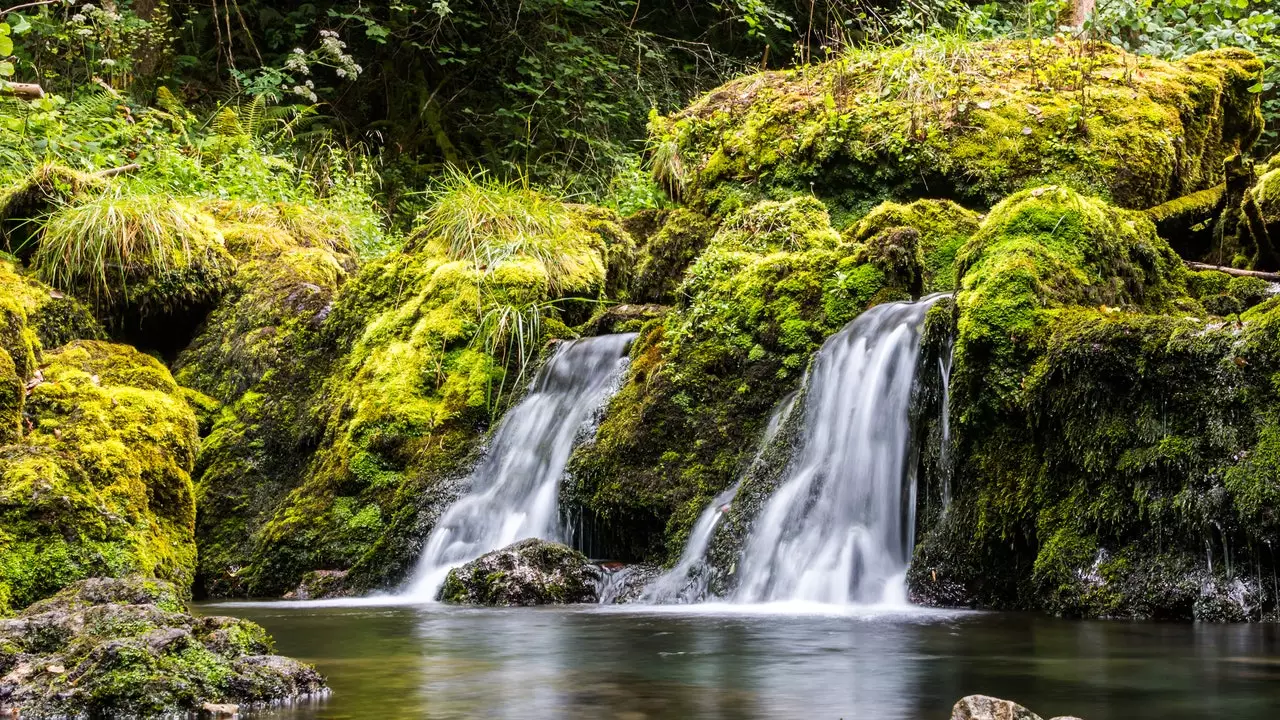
[33,193,235,319]
[0,164,106,250]
[410,168,601,294]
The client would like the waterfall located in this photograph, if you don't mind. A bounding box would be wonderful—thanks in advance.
[405,333,635,601]
[641,391,799,604]
[939,338,955,510]
[731,296,942,605]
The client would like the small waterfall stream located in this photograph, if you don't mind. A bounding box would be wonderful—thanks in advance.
[405,334,635,601]
[641,391,799,604]
[729,296,942,605]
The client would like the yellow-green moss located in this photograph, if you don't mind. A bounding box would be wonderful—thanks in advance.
[654,39,1262,216]
[0,348,19,445]
[847,198,981,292]
[566,195,914,562]
[34,195,236,330]
[0,341,198,614]
[628,209,717,304]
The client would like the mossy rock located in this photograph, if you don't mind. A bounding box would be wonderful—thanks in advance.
[628,208,717,304]
[846,198,981,292]
[440,539,601,606]
[909,188,1280,620]
[0,340,198,615]
[184,190,631,597]
[565,194,914,563]
[0,577,325,717]
[33,195,237,341]
[652,39,1262,216]
[1254,166,1280,238]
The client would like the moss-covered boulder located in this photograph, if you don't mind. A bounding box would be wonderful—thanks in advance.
[909,186,1280,620]
[565,194,916,562]
[627,208,718,304]
[185,183,634,597]
[846,199,981,293]
[0,341,199,615]
[652,38,1262,216]
[0,577,324,717]
[33,195,236,344]
[440,539,601,605]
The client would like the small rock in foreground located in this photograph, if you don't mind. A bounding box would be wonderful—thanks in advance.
[951,695,1084,720]
[441,539,602,606]
[0,577,325,718]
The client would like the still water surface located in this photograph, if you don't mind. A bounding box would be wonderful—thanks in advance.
[199,602,1280,720]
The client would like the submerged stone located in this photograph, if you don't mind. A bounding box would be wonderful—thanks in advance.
[0,577,324,718]
[440,539,602,606]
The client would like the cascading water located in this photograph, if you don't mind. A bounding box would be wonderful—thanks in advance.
[405,333,635,601]
[641,391,799,604]
[938,338,955,510]
[731,296,942,606]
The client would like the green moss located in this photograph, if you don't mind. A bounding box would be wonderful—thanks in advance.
[0,342,198,614]
[0,348,20,445]
[629,209,717,304]
[847,198,981,292]
[654,39,1262,216]
[911,188,1280,620]
[34,195,237,332]
[184,191,631,596]
[566,195,913,562]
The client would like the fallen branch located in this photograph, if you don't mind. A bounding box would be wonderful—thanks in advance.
[1,82,45,100]
[1,0,59,16]
[92,164,141,179]
[1185,262,1280,282]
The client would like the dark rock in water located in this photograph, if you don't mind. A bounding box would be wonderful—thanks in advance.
[441,539,602,606]
[950,695,1083,720]
[283,570,350,600]
[0,577,325,718]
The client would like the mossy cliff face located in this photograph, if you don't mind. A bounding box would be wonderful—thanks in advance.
[173,204,359,598]
[910,186,1280,620]
[0,577,324,717]
[651,39,1262,217]
[185,196,631,597]
[565,195,918,562]
[0,339,198,616]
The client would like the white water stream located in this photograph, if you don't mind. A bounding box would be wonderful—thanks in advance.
[405,334,634,601]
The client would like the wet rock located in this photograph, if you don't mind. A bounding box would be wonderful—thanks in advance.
[0,577,325,718]
[950,695,1054,720]
[283,570,350,600]
[441,539,603,606]
[596,563,663,604]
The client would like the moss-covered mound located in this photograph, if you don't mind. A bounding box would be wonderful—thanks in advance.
[0,340,199,615]
[440,539,602,605]
[0,577,325,717]
[846,198,981,293]
[33,194,236,340]
[652,38,1263,216]
[565,194,920,561]
[185,186,633,597]
[909,186,1280,620]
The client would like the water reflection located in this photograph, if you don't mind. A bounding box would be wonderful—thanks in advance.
[198,603,1280,720]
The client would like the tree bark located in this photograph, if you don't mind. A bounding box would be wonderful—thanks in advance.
[1068,0,1095,27]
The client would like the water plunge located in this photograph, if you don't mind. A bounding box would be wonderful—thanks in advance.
[406,333,635,601]
[641,391,799,604]
[729,296,943,605]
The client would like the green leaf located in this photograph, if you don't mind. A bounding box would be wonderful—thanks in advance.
[0,61,12,77]
[0,35,12,56]
[9,15,30,35]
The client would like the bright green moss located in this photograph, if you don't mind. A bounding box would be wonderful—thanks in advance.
[0,341,198,615]
[34,196,237,331]
[654,39,1262,216]
[0,348,19,445]
[910,188,1280,620]
[847,198,981,292]
[566,195,913,562]
[629,209,717,304]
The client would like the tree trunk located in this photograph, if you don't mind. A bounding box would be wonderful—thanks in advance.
[1067,0,1095,28]
[1,83,44,100]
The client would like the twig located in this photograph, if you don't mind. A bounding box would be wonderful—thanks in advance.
[0,0,58,16]
[1185,262,1280,282]
[92,164,141,179]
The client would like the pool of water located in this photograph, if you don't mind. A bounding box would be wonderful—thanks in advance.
[198,601,1280,720]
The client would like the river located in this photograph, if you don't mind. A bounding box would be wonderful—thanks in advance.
[200,602,1280,719]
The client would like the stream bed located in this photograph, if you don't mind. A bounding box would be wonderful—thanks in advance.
[199,602,1280,719]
